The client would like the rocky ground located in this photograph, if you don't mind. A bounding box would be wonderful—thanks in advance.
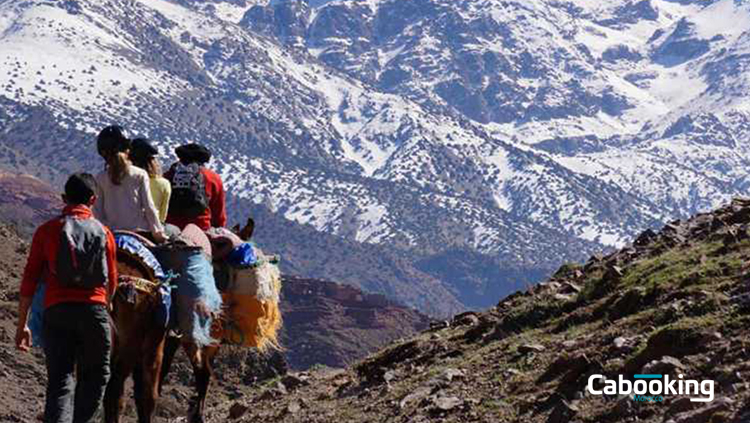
[194,199,750,422]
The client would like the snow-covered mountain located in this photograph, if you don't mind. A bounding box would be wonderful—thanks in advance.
[1,0,749,313]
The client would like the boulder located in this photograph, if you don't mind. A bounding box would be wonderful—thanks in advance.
[609,287,646,320]
[399,386,432,409]
[441,368,466,383]
[546,400,579,423]
[726,204,750,225]
[228,403,249,419]
[280,373,310,391]
[553,293,575,302]
[274,380,289,395]
[258,385,285,401]
[641,356,684,376]
[286,400,303,414]
[668,396,699,415]
[611,336,639,355]
[552,263,583,280]
[613,337,628,350]
[627,326,719,373]
[607,265,624,278]
[559,282,582,295]
[461,316,499,343]
[535,281,562,294]
[430,394,463,412]
[519,343,546,354]
[383,369,398,384]
[453,311,480,327]
[634,228,658,247]
[668,397,733,423]
[538,353,592,389]
[429,320,450,331]
[561,340,578,350]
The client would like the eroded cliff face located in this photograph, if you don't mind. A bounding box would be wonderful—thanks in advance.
[0,171,63,235]
[281,275,430,370]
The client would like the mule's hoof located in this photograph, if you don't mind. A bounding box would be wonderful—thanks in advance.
[188,404,204,423]
[188,413,204,423]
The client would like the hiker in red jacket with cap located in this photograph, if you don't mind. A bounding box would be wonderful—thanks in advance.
[15,172,118,423]
[165,143,227,231]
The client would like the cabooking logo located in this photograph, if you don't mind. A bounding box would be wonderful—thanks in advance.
[587,374,714,403]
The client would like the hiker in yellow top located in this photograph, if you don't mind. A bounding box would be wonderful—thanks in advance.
[131,138,171,224]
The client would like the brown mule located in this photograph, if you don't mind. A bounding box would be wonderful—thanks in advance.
[103,247,168,423]
[159,218,256,423]
[157,218,282,423]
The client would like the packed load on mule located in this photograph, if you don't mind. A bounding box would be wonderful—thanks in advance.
[111,231,172,332]
[208,227,282,350]
[151,224,223,346]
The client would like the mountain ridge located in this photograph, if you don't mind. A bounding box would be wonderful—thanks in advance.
[4,0,750,313]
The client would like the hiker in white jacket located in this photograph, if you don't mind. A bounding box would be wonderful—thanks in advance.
[93,125,167,243]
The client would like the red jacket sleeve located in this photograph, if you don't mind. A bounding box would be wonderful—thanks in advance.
[105,229,118,299]
[210,176,227,228]
[19,225,48,298]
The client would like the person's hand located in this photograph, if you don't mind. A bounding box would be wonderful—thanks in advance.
[15,325,32,352]
[152,231,168,244]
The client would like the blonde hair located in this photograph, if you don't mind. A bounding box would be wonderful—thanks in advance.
[105,151,131,185]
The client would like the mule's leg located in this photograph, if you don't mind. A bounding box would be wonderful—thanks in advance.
[135,331,167,423]
[185,342,204,423]
[104,297,138,423]
[103,348,137,423]
[159,335,181,396]
[133,363,146,423]
[186,344,219,423]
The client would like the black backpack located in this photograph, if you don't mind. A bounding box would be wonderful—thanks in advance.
[169,163,209,218]
[57,216,109,289]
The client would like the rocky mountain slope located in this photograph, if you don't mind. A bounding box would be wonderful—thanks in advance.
[180,197,750,422]
[7,0,750,313]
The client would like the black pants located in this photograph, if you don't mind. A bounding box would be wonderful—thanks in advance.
[42,303,112,423]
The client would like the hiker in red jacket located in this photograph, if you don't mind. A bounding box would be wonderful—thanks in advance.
[15,173,118,423]
[165,143,227,231]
